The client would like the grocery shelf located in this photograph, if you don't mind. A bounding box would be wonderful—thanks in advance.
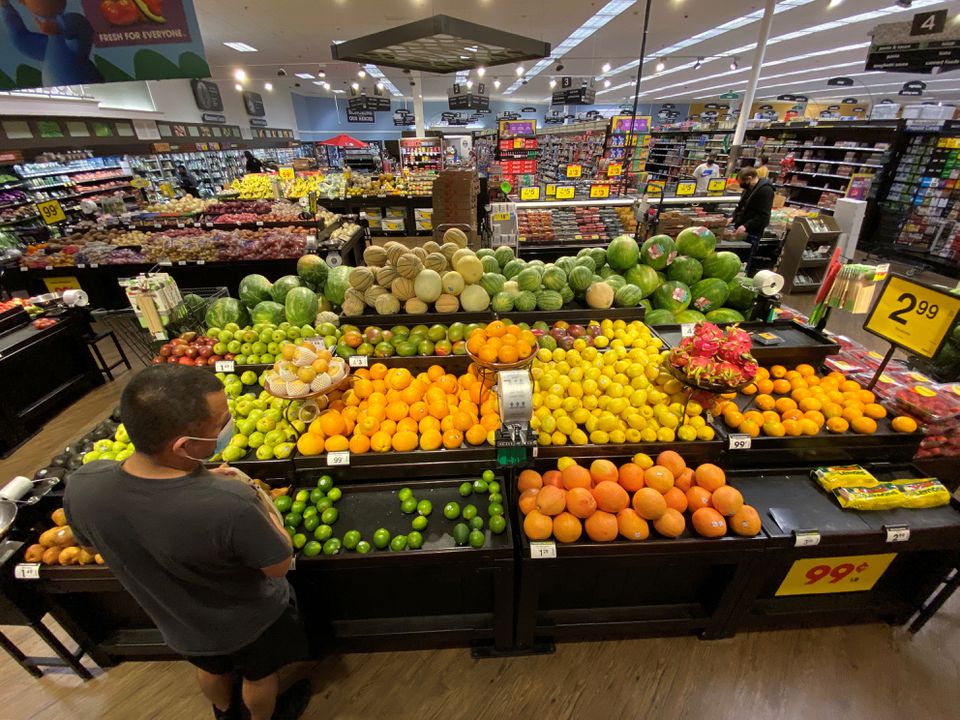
[18,165,124,179]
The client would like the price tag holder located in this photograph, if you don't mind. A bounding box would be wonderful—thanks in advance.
[793,530,821,548]
[214,360,235,373]
[728,433,751,450]
[530,541,557,559]
[327,450,350,466]
[676,180,697,197]
[589,184,610,198]
[159,261,172,267]
[36,199,66,225]
[307,337,326,349]
[520,186,540,201]
[349,355,368,368]
[278,166,295,180]
[607,163,623,177]
[14,563,40,580]
[178,260,187,265]
[680,323,696,338]
[556,186,575,200]
[566,164,582,178]
[863,274,960,359]
[885,525,910,543]
[776,553,897,596]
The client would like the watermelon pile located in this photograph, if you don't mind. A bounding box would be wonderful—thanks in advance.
[227,254,328,328]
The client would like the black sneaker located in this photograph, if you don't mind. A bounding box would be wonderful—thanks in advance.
[271,679,311,720]
[212,675,245,720]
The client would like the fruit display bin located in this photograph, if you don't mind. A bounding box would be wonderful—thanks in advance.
[533,438,722,465]
[653,320,840,366]
[293,447,498,482]
[340,306,647,329]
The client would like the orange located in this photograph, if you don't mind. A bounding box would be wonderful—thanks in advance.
[370,431,393,453]
[500,334,517,347]
[353,378,374,399]
[523,509,553,540]
[858,390,876,404]
[589,459,619,485]
[395,417,418,434]
[762,410,781,425]
[851,416,877,434]
[408,401,429,422]
[466,335,485,356]
[442,429,463,449]
[349,433,371,454]
[841,406,863,423]
[386,368,413,391]
[775,397,798,414]
[762,421,785,437]
[724,410,744,429]
[744,410,765,426]
[616,508,649,541]
[386,401,410,422]
[695,463,726,492]
[418,415,440,434]
[296,433,325,456]
[663,486,688,513]
[452,411,473,432]
[656,450,686,478]
[741,383,758,395]
[498,345,519,364]
[863,403,886,419]
[486,320,506,338]
[756,378,774,395]
[730,505,762,536]
[542,470,564,488]
[426,364,446,382]
[419,429,443,451]
[552,512,583,543]
[400,385,423,406]
[686,486,713,512]
[825,416,849,433]
[653,508,686,538]
[517,340,534,359]
[692,508,727,538]
[562,464,593,490]
[535,485,567,516]
[437,374,459,395]
[566,487,598,519]
[781,409,803,422]
[754,394,775,411]
[782,419,802,436]
[481,413,501,432]
[711,486,744,516]
[840,380,861,392]
[632,488,667,520]
[429,402,450,420]
[319,411,346,437]
[770,364,787,378]
[478,346,498,364]
[798,418,819,436]
[584,511,618,542]
[822,402,843,419]
[798,397,822,412]
[465,424,487,446]
[617,463,646,492]
[772,379,792,395]
[739,419,760,438]
[675,467,695,493]
[796,363,815,376]
[791,388,812,403]
[518,488,540,515]
[518,469,543,491]
[891,416,918,433]
[803,410,825,428]
[592,481,629,513]
[644,465,675,493]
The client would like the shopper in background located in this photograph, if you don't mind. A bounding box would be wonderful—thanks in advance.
[755,154,770,179]
[64,365,311,720]
[175,165,200,197]
[245,150,265,173]
[692,153,719,195]
[733,166,775,274]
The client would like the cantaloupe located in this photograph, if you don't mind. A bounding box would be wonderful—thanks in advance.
[390,277,415,301]
[405,297,428,314]
[425,252,447,273]
[435,293,460,313]
[586,281,614,309]
[443,227,469,247]
[363,245,387,267]
[348,266,375,291]
[374,294,400,315]
[376,265,399,287]
[385,242,406,266]
[397,253,424,280]
[414,269,442,303]
[452,248,475,268]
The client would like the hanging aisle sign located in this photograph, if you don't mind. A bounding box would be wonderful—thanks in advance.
[0,1,209,90]
[865,10,960,73]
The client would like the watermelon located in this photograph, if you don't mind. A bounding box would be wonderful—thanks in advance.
[476,248,495,259]
[640,299,653,313]
[606,235,640,270]
[517,268,542,292]
[491,291,514,313]
[205,298,249,329]
[575,254,597,273]
[181,293,205,314]
[641,235,676,270]
[251,300,286,325]
[296,254,329,288]
[587,247,607,269]
[556,256,575,275]
[514,290,537,312]
[324,265,352,306]
[270,275,304,304]
[536,289,563,311]
[674,309,706,324]
[726,276,758,310]
[502,258,526,280]
[624,264,660,298]
[559,285,575,305]
[494,245,515,268]
[706,308,745,324]
[701,251,742,281]
[645,309,676,325]
[599,265,617,279]
[667,256,703,286]
[479,273,506,297]
[481,255,501,274]
[615,284,643,307]
[569,265,593,292]
[675,226,717,260]
[652,281,691,313]
[542,266,567,291]
[690,278,730,313]
[605,274,627,291]
[238,274,273,308]
[284,286,319,326]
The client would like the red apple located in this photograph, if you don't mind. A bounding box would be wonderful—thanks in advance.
[178,356,195,365]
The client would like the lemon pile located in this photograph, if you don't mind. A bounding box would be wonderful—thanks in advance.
[530,319,715,446]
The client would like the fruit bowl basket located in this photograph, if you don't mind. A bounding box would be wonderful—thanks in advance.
[667,362,753,395]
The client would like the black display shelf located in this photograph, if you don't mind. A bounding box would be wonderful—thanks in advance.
[294,447,498,483]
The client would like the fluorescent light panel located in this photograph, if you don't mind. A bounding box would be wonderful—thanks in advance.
[223,42,258,52]
[363,64,404,97]
[295,73,314,79]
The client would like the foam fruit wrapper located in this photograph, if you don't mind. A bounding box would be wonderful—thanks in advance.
[812,465,878,492]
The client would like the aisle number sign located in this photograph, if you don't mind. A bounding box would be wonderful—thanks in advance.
[676,181,697,197]
[707,178,727,195]
[589,184,610,199]
[556,186,575,200]
[607,164,622,177]
[566,164,582,178]
[278,167,295,180]
[864,274,960,359]
[776,553,896,596]
[520,186,540,201]
[36,199,66,225]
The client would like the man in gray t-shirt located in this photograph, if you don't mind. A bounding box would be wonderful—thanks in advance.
[65,365,309,720]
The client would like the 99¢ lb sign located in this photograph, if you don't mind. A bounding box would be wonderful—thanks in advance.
[776,553,897,596]
[864,274,960,359]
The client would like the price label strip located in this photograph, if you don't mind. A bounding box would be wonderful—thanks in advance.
[728,433,751,450]
[348,355,368,368]
[589,184,610,199]
[14,563,40,580]
[214,360,235,373]
[676,180,697,197]
[864,274,960,359]
[884,525,910,543]
[492,212,511,222]
[545,184,556,197]
[776,553,897,596]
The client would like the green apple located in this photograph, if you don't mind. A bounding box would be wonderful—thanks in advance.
[240,370,258,385]
[207,327,221,339]
[240,342,252,354]
[237,418,256,436]
[279,321,290,329]
[246,355,260,364]
[261,353,275,364]
[300,325,316,338]
[242,329,258,343]
[100,451,117,461]
[286,327,301,340]
[114,423,130,443]
[259,374,267,387]
[219,330,234,343]
[112,440,127,453]
[229,434,249,449]
[264,408,282,422]
[224,322,240,333]
[95,439,113,453]
[234,355,247,365]
[227,340,242,354]
[83,451,101,463]
[271,329,286,343]
[267,342,279,354]
[251,341,266,355]
[264,428,285,445]
[213,341,227,355]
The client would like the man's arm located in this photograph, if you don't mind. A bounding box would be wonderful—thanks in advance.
[230,496,293,578]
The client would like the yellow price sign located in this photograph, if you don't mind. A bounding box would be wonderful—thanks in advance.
[555,186,575,200]
[566,164,582,178]
[43,276,82,293]
[647,181,665,194]
[513,138,523,149]
[589,184,610,198]
[278,166,295,180]
[545,184,557,196]
[520,186,540,201]
[607,163,622,177]
[707,178,727,194]
[491,212,511,222]
[776,553,897,596]
[676,181,697,197]
[36,199,66,225]
[864,275,960,358]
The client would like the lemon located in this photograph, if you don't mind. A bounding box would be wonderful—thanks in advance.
[627,414,647,430]
[598,413,618,432]
[557,456,577,471]
[657,427,676,442]
[594,335,609,348]
[668,402,685,416]
[640,428,658,442]
[626,363,644,378]
[663,378,684,395]
[551,431,567,446]
[677,425,697,442]
[633,452,654,469]
[570,428,589,445]
[582,378,598,395]
[645,365,660,381]
[540,415,557,434]
[556,361,571,375]
[647,389,665,405]
[589,430,610,444]
[572,338,587,351]
[685,401,703,416]
[537,348,552,362]
[561,397,580,413]
[609,429,626,444]
[630,389,648,406]
[530,417,541,430]
[583,395,598,410]
[572,408,590,424]
[584,415,599,433]
[608,397,628,415]
[534,405,550,419]
[532,394,544,409]
[557,416,577,436]
[689,415,706,428]
[625,428,642,443]
[569,366,584,382]
[607,383,625,399]
[538,432,552,445]
[598,395,610,410]
[551,348,566,363]
[568,383,584,399]
[697,426,716,441]
[582,347,598,362]
[545,394,562,410]
[640,405,654,418]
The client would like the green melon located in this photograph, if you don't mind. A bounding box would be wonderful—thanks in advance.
[701,251,742,281]
[587,247,607,269]
[480,255,501,274]
[491,292,514,313]
[690,278,730,313]
[569,265,593,292]
[542,266,567,291]
[675,226,717,260]
[726,276,758,311]
[614,284,643,307]
[706,308,745,324]
[514,290,537,312]
[494,245,515,268]
[479,272,506,297]
[605,274,626,291]
[674,309,706,324]
[574,255,597,273]
[624,264,660,298]
[667,256,703,286]
[606,235,640,271]
[559,285,575,305]
[502,259,526,280]
[556,256,575,275]
[652,280,691,313]
[641,235,676,270]
[645,309,677,326]
[517,268,542,292]
[536,289,563,311]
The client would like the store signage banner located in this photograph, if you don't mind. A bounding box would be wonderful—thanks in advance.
[243,91,265,117]
[865,11,960,73]
[393,109,415,126]
[0,0,209,90]
[349,95,391,112]
[347,110,375,123]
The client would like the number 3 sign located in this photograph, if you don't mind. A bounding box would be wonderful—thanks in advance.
[864,274,960,359]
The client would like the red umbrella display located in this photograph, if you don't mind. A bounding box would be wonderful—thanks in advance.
[316,134,369,148]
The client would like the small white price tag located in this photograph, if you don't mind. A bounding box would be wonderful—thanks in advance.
[176,223,184,229]
[91,263,99,268]
[307,337,325,349]
[530,541,557,559]
[327,450,350,466]
[197,260,205,265]
[214,360,235,372]
[885,526,910,543]
[349,355,368,368]
[256,221,264,226]
[159,261,172,267]
[77,263,86,269]
[44,265,53,271]
[178,260,187,265]
[15,563,40,580]
[728,433,751,450]
[794,531,821,548]
[680,323,695,337]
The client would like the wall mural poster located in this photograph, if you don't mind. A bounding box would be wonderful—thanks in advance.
[0,0,209,90]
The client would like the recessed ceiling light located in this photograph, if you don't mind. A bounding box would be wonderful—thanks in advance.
[376,82,384,90]
[264,82,273,91]
[332,89,345,94]
[323,82,331,89]
[234,83,243,91]
[233,69,247,82]
[655,59,666,72]
[465,46,479,52]
[223,42,258,52]
[467,80,473,89]
[477,66,486,77]
[549,79,557,88]
[516,65,524,76]
[494,79,501,88]
[351,82,360,90]
[828,0,843,7]
[460,55,471,60]
[602,62,612,73]
[358,69,366,78]
[313,81,325,86]
[295,72,314,79]
[318,70,326,78]
[604,79,611,87]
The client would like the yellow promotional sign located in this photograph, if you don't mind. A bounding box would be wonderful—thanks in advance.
[647,180,665,194]
[864,275,960,358]
[491,212,511,222]
[513,138,523,149]
[607,163,623,177]
[707,178,727,194]
[36,199,66,225]
[555,186,575,200]
[545,184,556,196]
[43,276,82,293]
[278,166,295,180]
[776,553,897,596]
[519,186,540,201]
[676,181,697,197]
[589,184,610,198]
[566,164,582,178]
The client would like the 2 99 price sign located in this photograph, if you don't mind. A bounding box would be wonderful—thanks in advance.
[776,553,897,596]
[864,275,960,359]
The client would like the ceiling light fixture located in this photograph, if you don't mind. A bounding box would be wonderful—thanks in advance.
[604,79,611,88]
[295,72,314,79]
[602,62,612,72]
[233,69,247,82]
[234,83,243,91]
[376,82,384,91]
[655,59,666,72]
[223,42,258,52]
[730,57,739,70]
[351,82,360,90]
[494,79,501,89]
[477,66,486,77]
[358,69,366,78]
[264,82,273,91]
[829,0,844,7]
[318,70,326,78]
[467,80,473,89]
[549,79,557,88]
[363,63,404,97]
[516,65,525,75]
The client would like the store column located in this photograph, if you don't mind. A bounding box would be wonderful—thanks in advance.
[729,0,775,171]
[413,71,426,138]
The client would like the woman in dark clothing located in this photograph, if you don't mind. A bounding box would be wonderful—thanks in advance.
[244,150,264,173]
[175,165,200,197]
[733,166,775,273]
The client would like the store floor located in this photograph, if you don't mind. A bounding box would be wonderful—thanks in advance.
[2,271,959,719]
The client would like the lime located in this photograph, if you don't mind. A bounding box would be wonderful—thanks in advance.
[398,487,414,502]
[390,535,408,551]
[322,538,341,555]
[489,515,507,534]
[285,526,296,538]
[327,487,343,502]
[400,498,417,514]
[412,515,428,531]
[452,523,470,546]
[462,504,478,521]
[416,499,433,516]
[487,481,500,495]
[321,507,339,524]
[407,531,424,550]
[303,515,320,533]
[284,512,302,528]
[309,488,325,504]
[469,516,484,531]
[315,498,333,512]
[303,540,322,557]
[373,528,391,549]
[342,530,361,550]
[488,493,503,505]
[488,502,505,517]
[317,475,334,492]
[291,500,307,516]
[295,489,310,503]
[303,506,318,519]
[472,479,488,494]
[292,533,307,549]
[275,495,293,512]
[356,540,372,554]
[314,524,333,541]
[482,469,495,483]
[459,482,473,497]
[443,502,461,520]
[468,529,485,548]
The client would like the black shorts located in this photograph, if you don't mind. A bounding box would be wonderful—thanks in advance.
[183,602,309,681]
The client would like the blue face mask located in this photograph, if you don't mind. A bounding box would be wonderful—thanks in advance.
[180,418,235,462]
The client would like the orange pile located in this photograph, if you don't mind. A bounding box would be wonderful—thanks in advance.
[466,320,537,366]
[295,363,501,455]
[519,451,761,543]
[719,364,893,438]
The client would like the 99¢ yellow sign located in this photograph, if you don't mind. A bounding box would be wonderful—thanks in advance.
[278,166,295,180]
[864,275,960,358]
[776,553,896,596]
[36,199,66,225]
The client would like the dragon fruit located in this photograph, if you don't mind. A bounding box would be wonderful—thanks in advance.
[669,321,758,390]
[718,325,752,363]
[692,334,721,357]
